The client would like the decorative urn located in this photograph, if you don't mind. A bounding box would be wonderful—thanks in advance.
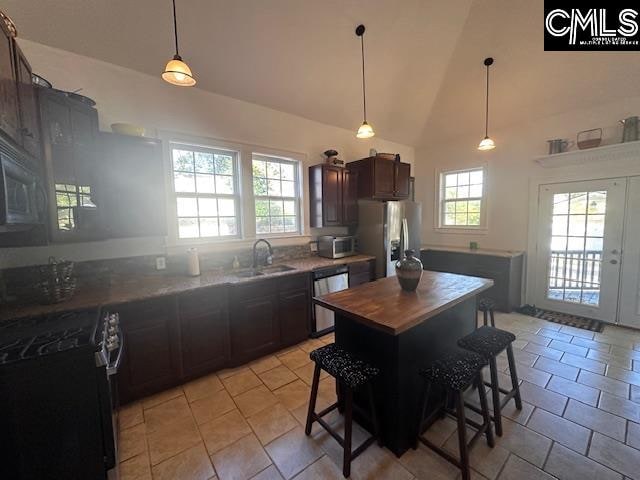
[395,249,423,292]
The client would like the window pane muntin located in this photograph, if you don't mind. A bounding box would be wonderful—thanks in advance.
[440,167,485,228]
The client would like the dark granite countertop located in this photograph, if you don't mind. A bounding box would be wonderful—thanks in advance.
[0,254,375,321]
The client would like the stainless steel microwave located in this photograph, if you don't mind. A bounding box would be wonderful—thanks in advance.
[318,235,357,259]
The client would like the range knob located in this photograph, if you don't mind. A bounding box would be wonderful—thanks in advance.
[108,326,117,335]
[108,314,119,326]
[106,339,119,352]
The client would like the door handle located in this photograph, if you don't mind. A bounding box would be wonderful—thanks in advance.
[610,259,619,265]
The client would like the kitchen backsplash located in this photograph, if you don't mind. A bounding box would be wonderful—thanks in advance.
[0,244,314,305]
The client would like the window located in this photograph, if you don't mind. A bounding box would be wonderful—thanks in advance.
[252,154,300,234]
[171,144,240,239]
[438,167,486,228]
[55,183,95,231]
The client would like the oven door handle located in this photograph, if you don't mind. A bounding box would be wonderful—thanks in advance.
[106,334,124,376]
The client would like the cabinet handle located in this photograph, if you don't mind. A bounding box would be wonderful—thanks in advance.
[20,128,34,138]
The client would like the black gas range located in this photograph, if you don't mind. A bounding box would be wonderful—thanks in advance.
[0,307,122,479]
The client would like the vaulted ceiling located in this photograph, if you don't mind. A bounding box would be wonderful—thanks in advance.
[4,0,640,147]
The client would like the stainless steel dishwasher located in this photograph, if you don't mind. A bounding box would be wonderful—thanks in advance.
[312,265,349,337]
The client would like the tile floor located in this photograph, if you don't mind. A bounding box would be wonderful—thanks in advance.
[117,312,640,480]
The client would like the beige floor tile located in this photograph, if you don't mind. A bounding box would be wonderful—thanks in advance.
[494,418,552,467]
[399,443,459,480]
[563,399,626,441]
[259,365,299,391]
[533,357,579,381]
[211,434,272,480]
[516,332,551,347]
[191,388,237,425]
[144,396,194,434]
[627,421,640,449]
[606,365,640,387]
[498,454,554,480]
[184,373,224,403]
[119,422,147,461]
[549,339,589,357]
[560,325,594,340]
[251,465,284,479]
[298,338,326,353]
[147,416,202,466]
[546,376,600,406]
[234,384,280,418]
[611,345,640,361]
[561,352,606,374]
[598,392,640,421]
[289,401,341,436]
[441,433,510,480]
[294,455,342,479]
[273,379,311,411]
[526,408,590,454]
[250,355,284,375]
[350,444,414,480]
[538,328,573,343]
[589,432,640,479]
[199,409,252,454]
[142,387,184,409]
[422,417,458,447]
[264,426,324,479]
[545,443,622,480]
[632,384,640,403]
[222,369,264,396]
[318,376,337,399]
[524,343,564,361]
[587,350,633,370]
[579,371,630,398]
[247,403,298,445]
[293,361,329,386]
[218,365,251,379]
[119,402,144,430]
[518,381,568,415]
[511,363,551,387]
[151,443,215,480]
[500,348,539,367]
[278,348,312,370]
[119,452,152,480]
[571,336,611,352]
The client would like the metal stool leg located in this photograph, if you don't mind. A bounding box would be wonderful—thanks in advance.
[455,391,470,480]
[506,344,523,410]
[343,387,353,478]
[489,356,503,436]
[483,308,489,327]
[305,364,321,435]
[476,374,495,448]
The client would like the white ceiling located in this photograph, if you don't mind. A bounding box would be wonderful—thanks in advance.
[3,0,640,147]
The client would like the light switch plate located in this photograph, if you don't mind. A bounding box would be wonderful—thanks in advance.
[155,256,167,270]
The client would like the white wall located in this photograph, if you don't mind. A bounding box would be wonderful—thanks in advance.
[0,40,414,268]
[415,95,640,252]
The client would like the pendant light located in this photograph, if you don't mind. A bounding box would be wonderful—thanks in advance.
[355,25,374,139]
[162,0,196,87]
[478,57,495,151]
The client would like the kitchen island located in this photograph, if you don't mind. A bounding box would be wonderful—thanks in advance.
[314,270,493,456]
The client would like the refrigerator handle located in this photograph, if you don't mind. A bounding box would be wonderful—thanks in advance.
[402,218,409,255]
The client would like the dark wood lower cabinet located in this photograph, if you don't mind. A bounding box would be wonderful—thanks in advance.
[278,274,311,347]
[348,259,375,287]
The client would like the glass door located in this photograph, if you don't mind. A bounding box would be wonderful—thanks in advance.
[535,179,626,321]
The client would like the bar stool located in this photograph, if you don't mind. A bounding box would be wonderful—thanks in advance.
[414,349,494,480]
[478,298,496,327]
[458,326,522,436]
[305,343,380,478]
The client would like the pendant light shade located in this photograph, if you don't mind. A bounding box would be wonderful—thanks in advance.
[355,25,374,139]
[478,57,495,151]
[162,0,196,87]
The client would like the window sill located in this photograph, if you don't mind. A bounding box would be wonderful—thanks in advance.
[433,227,489,235]
[165,234,312,255]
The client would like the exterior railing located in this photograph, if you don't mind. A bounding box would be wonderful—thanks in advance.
[549,250,601,288]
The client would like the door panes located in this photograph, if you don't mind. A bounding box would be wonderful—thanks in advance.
[547,191,607,306]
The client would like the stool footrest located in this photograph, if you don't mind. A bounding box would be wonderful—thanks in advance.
[419,437,462,469]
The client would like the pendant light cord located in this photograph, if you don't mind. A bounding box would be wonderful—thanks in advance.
[484,62,490,138]
[360,34,367,122]
[172,0,180,56]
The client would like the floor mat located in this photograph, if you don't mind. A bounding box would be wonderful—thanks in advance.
[516,304,605,332]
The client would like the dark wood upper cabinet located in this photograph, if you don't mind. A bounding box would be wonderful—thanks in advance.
[178,286,230,378]
[13,45,41,159]
[309,164,358,227]
[98,133,167,239]
[348,156,411,200]
[0,22,19,144]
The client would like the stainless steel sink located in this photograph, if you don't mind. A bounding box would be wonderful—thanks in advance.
[232,265,295,278]
[262,265,296,274]
[234,269,264,278]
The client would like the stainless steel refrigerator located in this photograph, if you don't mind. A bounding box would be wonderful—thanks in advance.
[356,200,422,278]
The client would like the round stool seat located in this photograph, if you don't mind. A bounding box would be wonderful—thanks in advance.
[478,298,496,312]
[420,349,487,391]
[458,326,516,358]
[310,343,379,389]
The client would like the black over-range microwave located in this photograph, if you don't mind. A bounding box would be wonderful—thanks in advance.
[0,135,44,229]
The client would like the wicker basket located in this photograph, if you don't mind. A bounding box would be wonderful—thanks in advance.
[38,259,76,304]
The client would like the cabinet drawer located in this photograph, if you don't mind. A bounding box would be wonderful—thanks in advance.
[113,296,175,331]
[277,273,310,293]
[348,260,372,275]
[230,277,278,300]
[178,285,227,318]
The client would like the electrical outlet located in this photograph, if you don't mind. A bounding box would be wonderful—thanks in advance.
[309,241,318,252]
[155,256,167,270]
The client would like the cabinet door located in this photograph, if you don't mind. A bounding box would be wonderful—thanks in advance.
[394,163,411,198]
[0,24,19,143]
[322,166,342,226]
[373,157,396,199]
[230,281,280,363]
[116,297,181,403]
[99,134,167,238]
[179,286,230,378]
[342,168,358,225]
[14,45,40,158]
[348,260,374,287]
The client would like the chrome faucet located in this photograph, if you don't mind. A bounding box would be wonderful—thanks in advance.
[252,239,273,269]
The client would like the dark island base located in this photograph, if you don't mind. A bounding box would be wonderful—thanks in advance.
[334,296,477,457]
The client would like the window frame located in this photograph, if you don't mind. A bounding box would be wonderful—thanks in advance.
[169,142,242,241]
[436,166,488,232]
[252,153,302,236]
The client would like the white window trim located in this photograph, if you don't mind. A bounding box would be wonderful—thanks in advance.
[434,165,489,234]
[158,130,309,249]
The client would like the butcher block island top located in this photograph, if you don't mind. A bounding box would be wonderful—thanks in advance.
[314,270,493,335]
